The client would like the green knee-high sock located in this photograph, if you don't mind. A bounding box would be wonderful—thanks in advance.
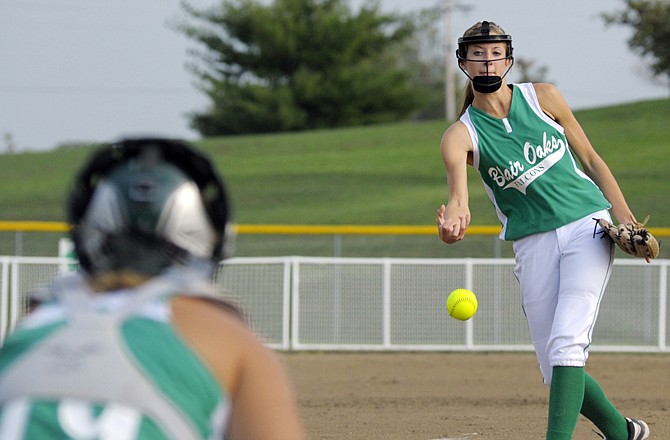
[580,373,628,440]
[546,366,585,440]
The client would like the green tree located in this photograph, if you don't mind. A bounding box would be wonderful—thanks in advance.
[601,0,670,90]
[176,0,423,136]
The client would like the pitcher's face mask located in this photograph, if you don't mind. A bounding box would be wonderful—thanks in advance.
[456,21,514,93]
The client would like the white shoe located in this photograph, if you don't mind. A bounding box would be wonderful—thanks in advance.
[625,418,650,440]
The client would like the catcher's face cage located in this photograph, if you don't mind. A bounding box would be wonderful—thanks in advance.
[68,137,231,276]
[456,21,514,93]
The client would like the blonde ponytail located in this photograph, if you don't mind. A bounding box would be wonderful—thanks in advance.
[458,84,474,118]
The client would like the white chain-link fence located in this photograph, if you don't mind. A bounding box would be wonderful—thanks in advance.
[1,256,668,352]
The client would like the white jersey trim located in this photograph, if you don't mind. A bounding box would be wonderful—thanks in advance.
[459,110,480,170]
[482,180,509,240]
[516,83,565,134]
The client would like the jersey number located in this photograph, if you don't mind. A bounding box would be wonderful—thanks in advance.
[0,398,142,440]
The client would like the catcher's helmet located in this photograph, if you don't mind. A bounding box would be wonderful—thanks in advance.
[68,137,231,276]
[456,21,514,93]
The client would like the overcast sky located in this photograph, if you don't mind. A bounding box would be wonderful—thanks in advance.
[1,0,667,152]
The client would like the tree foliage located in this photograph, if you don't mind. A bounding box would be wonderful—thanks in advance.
[513,58,551,84]
[601,0,670,85]
[176,0,424,136]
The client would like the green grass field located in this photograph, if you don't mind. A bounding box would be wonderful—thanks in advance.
[1,97,668,258]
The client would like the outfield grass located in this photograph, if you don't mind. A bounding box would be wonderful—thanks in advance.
[1,98,668,257]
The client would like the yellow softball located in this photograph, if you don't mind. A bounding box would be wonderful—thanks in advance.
[446,288,478,321]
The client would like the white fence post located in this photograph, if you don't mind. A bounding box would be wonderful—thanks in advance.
[290,257,301,350]
[0,257,9,344]
[383,259,392,348]
[658,261,668,351]
[464,258,475,349]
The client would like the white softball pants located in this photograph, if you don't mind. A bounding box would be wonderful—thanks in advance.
[512,209,614,385]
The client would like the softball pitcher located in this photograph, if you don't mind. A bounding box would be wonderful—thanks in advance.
[436,21,650,440]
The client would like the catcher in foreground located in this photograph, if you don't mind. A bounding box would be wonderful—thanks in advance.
[595,215,660,263]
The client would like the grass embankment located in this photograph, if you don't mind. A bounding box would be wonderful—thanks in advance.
[1,98,668,257]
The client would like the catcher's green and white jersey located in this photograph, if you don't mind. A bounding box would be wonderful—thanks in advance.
[460,82,610,240]
[0,272,230,440]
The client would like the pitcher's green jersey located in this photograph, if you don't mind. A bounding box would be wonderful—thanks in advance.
[0,275,230,440]
[460,83,610,240]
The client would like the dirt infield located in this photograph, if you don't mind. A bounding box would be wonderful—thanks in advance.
[281,352,670,439]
